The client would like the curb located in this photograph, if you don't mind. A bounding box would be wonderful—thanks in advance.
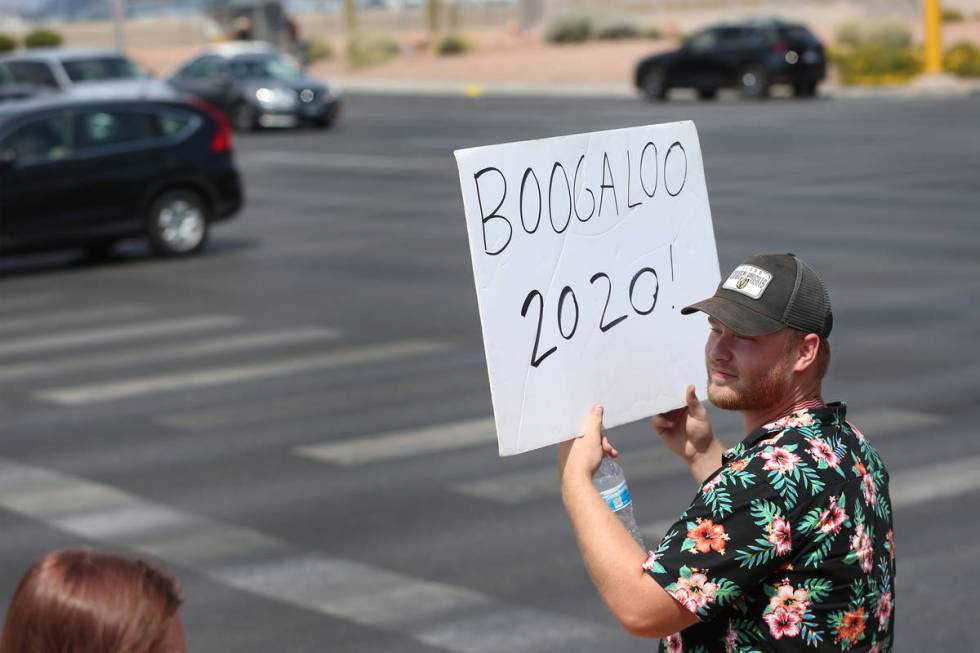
[329,75,980,101]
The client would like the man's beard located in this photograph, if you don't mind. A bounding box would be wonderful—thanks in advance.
[707,354,793,411]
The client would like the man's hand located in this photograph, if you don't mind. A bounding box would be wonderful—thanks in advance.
[558,405,617,486]
[650,385,724,483]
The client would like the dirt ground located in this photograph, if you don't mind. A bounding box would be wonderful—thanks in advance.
[126,19,980,87]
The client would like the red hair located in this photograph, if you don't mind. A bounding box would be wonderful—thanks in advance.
[0,549,182,653]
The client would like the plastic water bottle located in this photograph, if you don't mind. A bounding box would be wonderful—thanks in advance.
[593,455,645,548]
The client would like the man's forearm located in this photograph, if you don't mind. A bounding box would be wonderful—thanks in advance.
[562,475,650,614]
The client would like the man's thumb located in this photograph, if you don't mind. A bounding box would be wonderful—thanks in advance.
[686,385,705,415]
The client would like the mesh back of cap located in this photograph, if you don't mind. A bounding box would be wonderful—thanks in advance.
[783,258,833,337]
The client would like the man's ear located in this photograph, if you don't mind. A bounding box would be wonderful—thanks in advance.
[793,333,821,374]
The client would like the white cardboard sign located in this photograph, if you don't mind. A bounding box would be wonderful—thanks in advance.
[454,121,720,456]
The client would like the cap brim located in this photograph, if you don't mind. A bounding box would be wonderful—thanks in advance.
[681,296,785,336]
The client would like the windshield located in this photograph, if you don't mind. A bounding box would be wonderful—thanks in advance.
[63,57,144,83]
[229,56,302,81]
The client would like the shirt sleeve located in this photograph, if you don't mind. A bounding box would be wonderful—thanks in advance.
[642,450,806,623]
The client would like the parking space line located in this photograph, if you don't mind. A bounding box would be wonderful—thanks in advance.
[0,327,342,383]
[453,448,686,504]
[454,407,944,506]
[36,339,453,405]
[159,369,487,431]
[242,151,450,173]
[0,315,241,358]
[0,458,621,652]
[294,417,497,466]
[0,304,153,336]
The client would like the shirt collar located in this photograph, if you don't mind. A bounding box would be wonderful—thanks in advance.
[722,402,848,463]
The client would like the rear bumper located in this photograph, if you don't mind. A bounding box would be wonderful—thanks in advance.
[212,169,244,221]
[256,96,341,128]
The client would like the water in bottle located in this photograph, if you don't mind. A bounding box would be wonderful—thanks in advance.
[593,455,645,548]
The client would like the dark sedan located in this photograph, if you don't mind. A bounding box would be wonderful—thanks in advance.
[168,42,341,131]
[635,20,826,100]
[0,92,242,258]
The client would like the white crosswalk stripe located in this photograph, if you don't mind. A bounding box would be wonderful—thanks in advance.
[36,339,453,405]
[0,458,621,652]
[159,369,487,431]
[0,304,153,336]
[0,292,62,313]
[0,315,241,357]
[451,407,943,505]
[294,417,497,465]
[0,327,342,382]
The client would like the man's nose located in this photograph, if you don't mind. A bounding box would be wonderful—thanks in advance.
[709,333,732,361]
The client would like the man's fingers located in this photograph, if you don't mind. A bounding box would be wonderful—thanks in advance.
[601,436,619,458]
[582,404,604,441]
[686,384,707,418]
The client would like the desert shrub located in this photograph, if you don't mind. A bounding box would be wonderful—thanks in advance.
[832,44,921,84]
[436,33,469,55]
[640,24,663,40]
[23,28,62,49]
[0,33,16,52]
[346,32,399,69]
[835,19,911,49]
[545,15,591,44]
[941,7,964,23]
[594,17,639,40]
[945,41,980,76]
[305,37,334,62]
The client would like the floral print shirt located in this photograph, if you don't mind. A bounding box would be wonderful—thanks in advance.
[643,403,895,652]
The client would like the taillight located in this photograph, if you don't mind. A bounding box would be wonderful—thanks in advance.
[192,98,233,154]
[771,40,787,54]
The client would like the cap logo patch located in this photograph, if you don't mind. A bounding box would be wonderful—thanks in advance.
[723,264,772,299]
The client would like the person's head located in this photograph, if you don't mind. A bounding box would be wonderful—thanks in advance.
[681,253,832,412]
[0,549,185,653]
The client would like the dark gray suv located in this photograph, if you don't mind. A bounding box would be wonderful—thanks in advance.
[635,20,826,100]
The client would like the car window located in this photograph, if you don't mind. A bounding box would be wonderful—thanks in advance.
[0,113,71,164]
[0,64,13,85]
[179,56,227,79]
[779,26,818,44]
[73,110,153,150]
[156,110,196,137]
[62,56,143,83]
[4,61,59,88]
[685,30,719,52]
[230,55,301,81]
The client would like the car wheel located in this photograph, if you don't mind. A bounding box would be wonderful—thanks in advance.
[697,88,718,100]
[231,102,257,132]
[145,189,210,257]
[793,81,818,98]
[641,68,668,101]
[738,65,770,99]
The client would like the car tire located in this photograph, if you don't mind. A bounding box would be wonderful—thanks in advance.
[145,189,210,258]
[738,65,770,99]
[793,81,818,98]
[231,101,257,132]
[697,88,718,100]
[641,68,668,101]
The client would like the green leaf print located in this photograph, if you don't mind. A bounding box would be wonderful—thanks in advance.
[704,483,734,518]
[749,499,782,527]
[804,578,834,603]
[768,470,799,510]
[735,538,778,569]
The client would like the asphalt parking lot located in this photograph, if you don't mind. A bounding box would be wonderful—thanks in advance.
[1,91,978,651]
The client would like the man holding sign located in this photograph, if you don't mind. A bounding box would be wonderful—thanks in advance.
[558,254,895,651]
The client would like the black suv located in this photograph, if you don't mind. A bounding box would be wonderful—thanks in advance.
[635,20,826,100]
[0,92,243,258]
